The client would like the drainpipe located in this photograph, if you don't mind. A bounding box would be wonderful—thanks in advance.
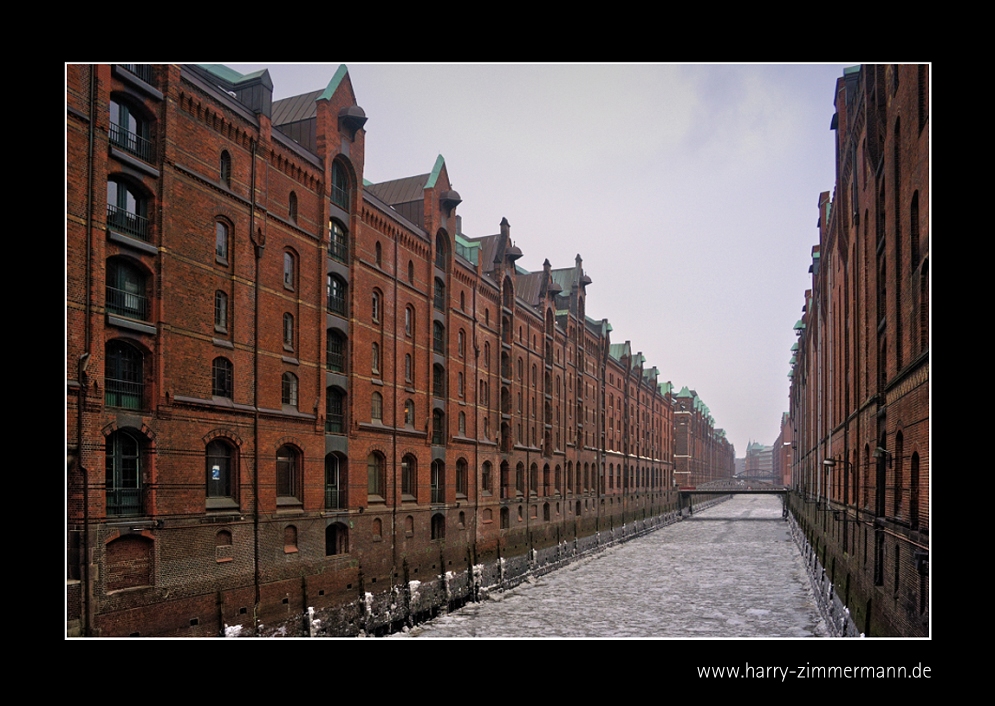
[250,138,262,634]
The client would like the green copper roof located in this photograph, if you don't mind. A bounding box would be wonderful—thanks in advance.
[319,64,350,102]
[425,154,446,189]
[843,65,861,75]
[791,342,798,351]
[198,64,245,83]
[677,386,693,398]
[794,320,806,330]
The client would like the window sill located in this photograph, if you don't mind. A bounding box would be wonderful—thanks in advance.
[207,497,239,511]
[276,496,302,509]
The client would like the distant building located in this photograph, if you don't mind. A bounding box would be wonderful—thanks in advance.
[744,441,774,482]
[672,387,735,487]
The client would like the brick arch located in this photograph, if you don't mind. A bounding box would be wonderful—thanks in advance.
[202,428,243,447]
[101,419,156,445]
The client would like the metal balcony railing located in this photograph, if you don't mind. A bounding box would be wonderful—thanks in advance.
[107,204,150,241]
[106,286,149,321]
[106,487,142,516]
[110,123,154,162]
[105,378,143,410]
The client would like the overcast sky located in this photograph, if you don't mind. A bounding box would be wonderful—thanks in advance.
[229,62,852,457]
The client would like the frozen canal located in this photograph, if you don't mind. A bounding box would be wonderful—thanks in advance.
[397,495,828,638]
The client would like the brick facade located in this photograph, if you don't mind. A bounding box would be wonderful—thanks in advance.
[67,64,707,636]
[785,65,929,636]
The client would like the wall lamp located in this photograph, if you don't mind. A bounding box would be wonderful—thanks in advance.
[874,446,893,467]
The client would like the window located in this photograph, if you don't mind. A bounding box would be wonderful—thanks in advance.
[215,221,229,263]
[404,399,415,426]
[371,342,380,374]
[325,523,348,555]
[402,454,417,499]
[431,513,445,540]
[283,313,294,350]
[105,341,143,410]
[434,321,446,354]
[106,430,142,516]
[435,232,448,270]
[458,411,466,435]
[288,191,298,222]
[405,353,413,383]
[206,439,234,500]
[375,241,382,267]
[408,260,414,284]
[434,278,446,311]
[431,461,445,503]
[106,258,148,320]
[220,150,232,187]
[329,220,348,262]
[433,364,445,398]
[332,161,349,210]
[456,458,468,497]
[482,462,492,494]
[405,306,413,336]
[432,409,445,446]
[283,252,295,290]
[484,342,490,369]
[325,453,346,509]
[458,372,464,398]
[326,387,345,433]
[107,178,149,241]
[214,291,228,332]
[326,330,346,372]
[458,329,465,357]
[327,274,346,315]
[110,98,152,162]
[372,291,381,323]
[276,445,301,502]
[367,452,385,499]
[212,357,233,398]
[282,372,298,407]
[371,392,383,422]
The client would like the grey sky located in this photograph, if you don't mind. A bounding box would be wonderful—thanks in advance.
[230,62,853,456]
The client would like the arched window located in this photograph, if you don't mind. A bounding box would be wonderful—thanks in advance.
[329,220,348,262]
[106,430,142,516]
[214,290,228,332]
[408,260,415,284]
[283,251,295,290]
[325,522,349,555]
[288,191,298,222]
[434,278,446,311]
[372,291,381,323]
[433,364,445,398]
[325,453,346,509]
[212,357,233,398]
[220,150,232,186]
[460,291,466,311]
[206,439,235,501]
[375,241,382,267]
[458,411,466,435]
[106,257,148,321]
[516,462,525,496]
[431,461,445,503]
[482,461,492,494]
[405,306,413,337]
[281,372,298,407]
[371,342,380,374]
[327,274,346,315]
[456,458,468,497]
[215,220,230,264]
[371,392,383,422]
[435,232,448,269]
[107,178,150,241]
[283,313,294,350]
[458,329,465,358]
[432,409,445,446]
[105,340,143,410]
[110,97,152,161]
[326,329,346,372]
[405,353,413,383]
[332,161,349,210]
[433,321,446,354]
[367,452,385,499]
[483,342,490,369]
[404,399,415,426]
[401,454,417,499]
[276,445,301,502]
[325,387,345,433]
[431,513,446,540]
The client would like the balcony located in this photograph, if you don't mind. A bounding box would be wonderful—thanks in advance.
[107,204,150,242]
[110,123,154,163]
[106,285,149,321]
[105,377,143,410]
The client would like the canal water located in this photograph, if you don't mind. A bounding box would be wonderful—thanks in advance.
[396,494,828,638]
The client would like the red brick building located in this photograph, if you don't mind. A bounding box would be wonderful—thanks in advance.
[67,64,686,636]
[786,65,929,636]
[672,386,735,487]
